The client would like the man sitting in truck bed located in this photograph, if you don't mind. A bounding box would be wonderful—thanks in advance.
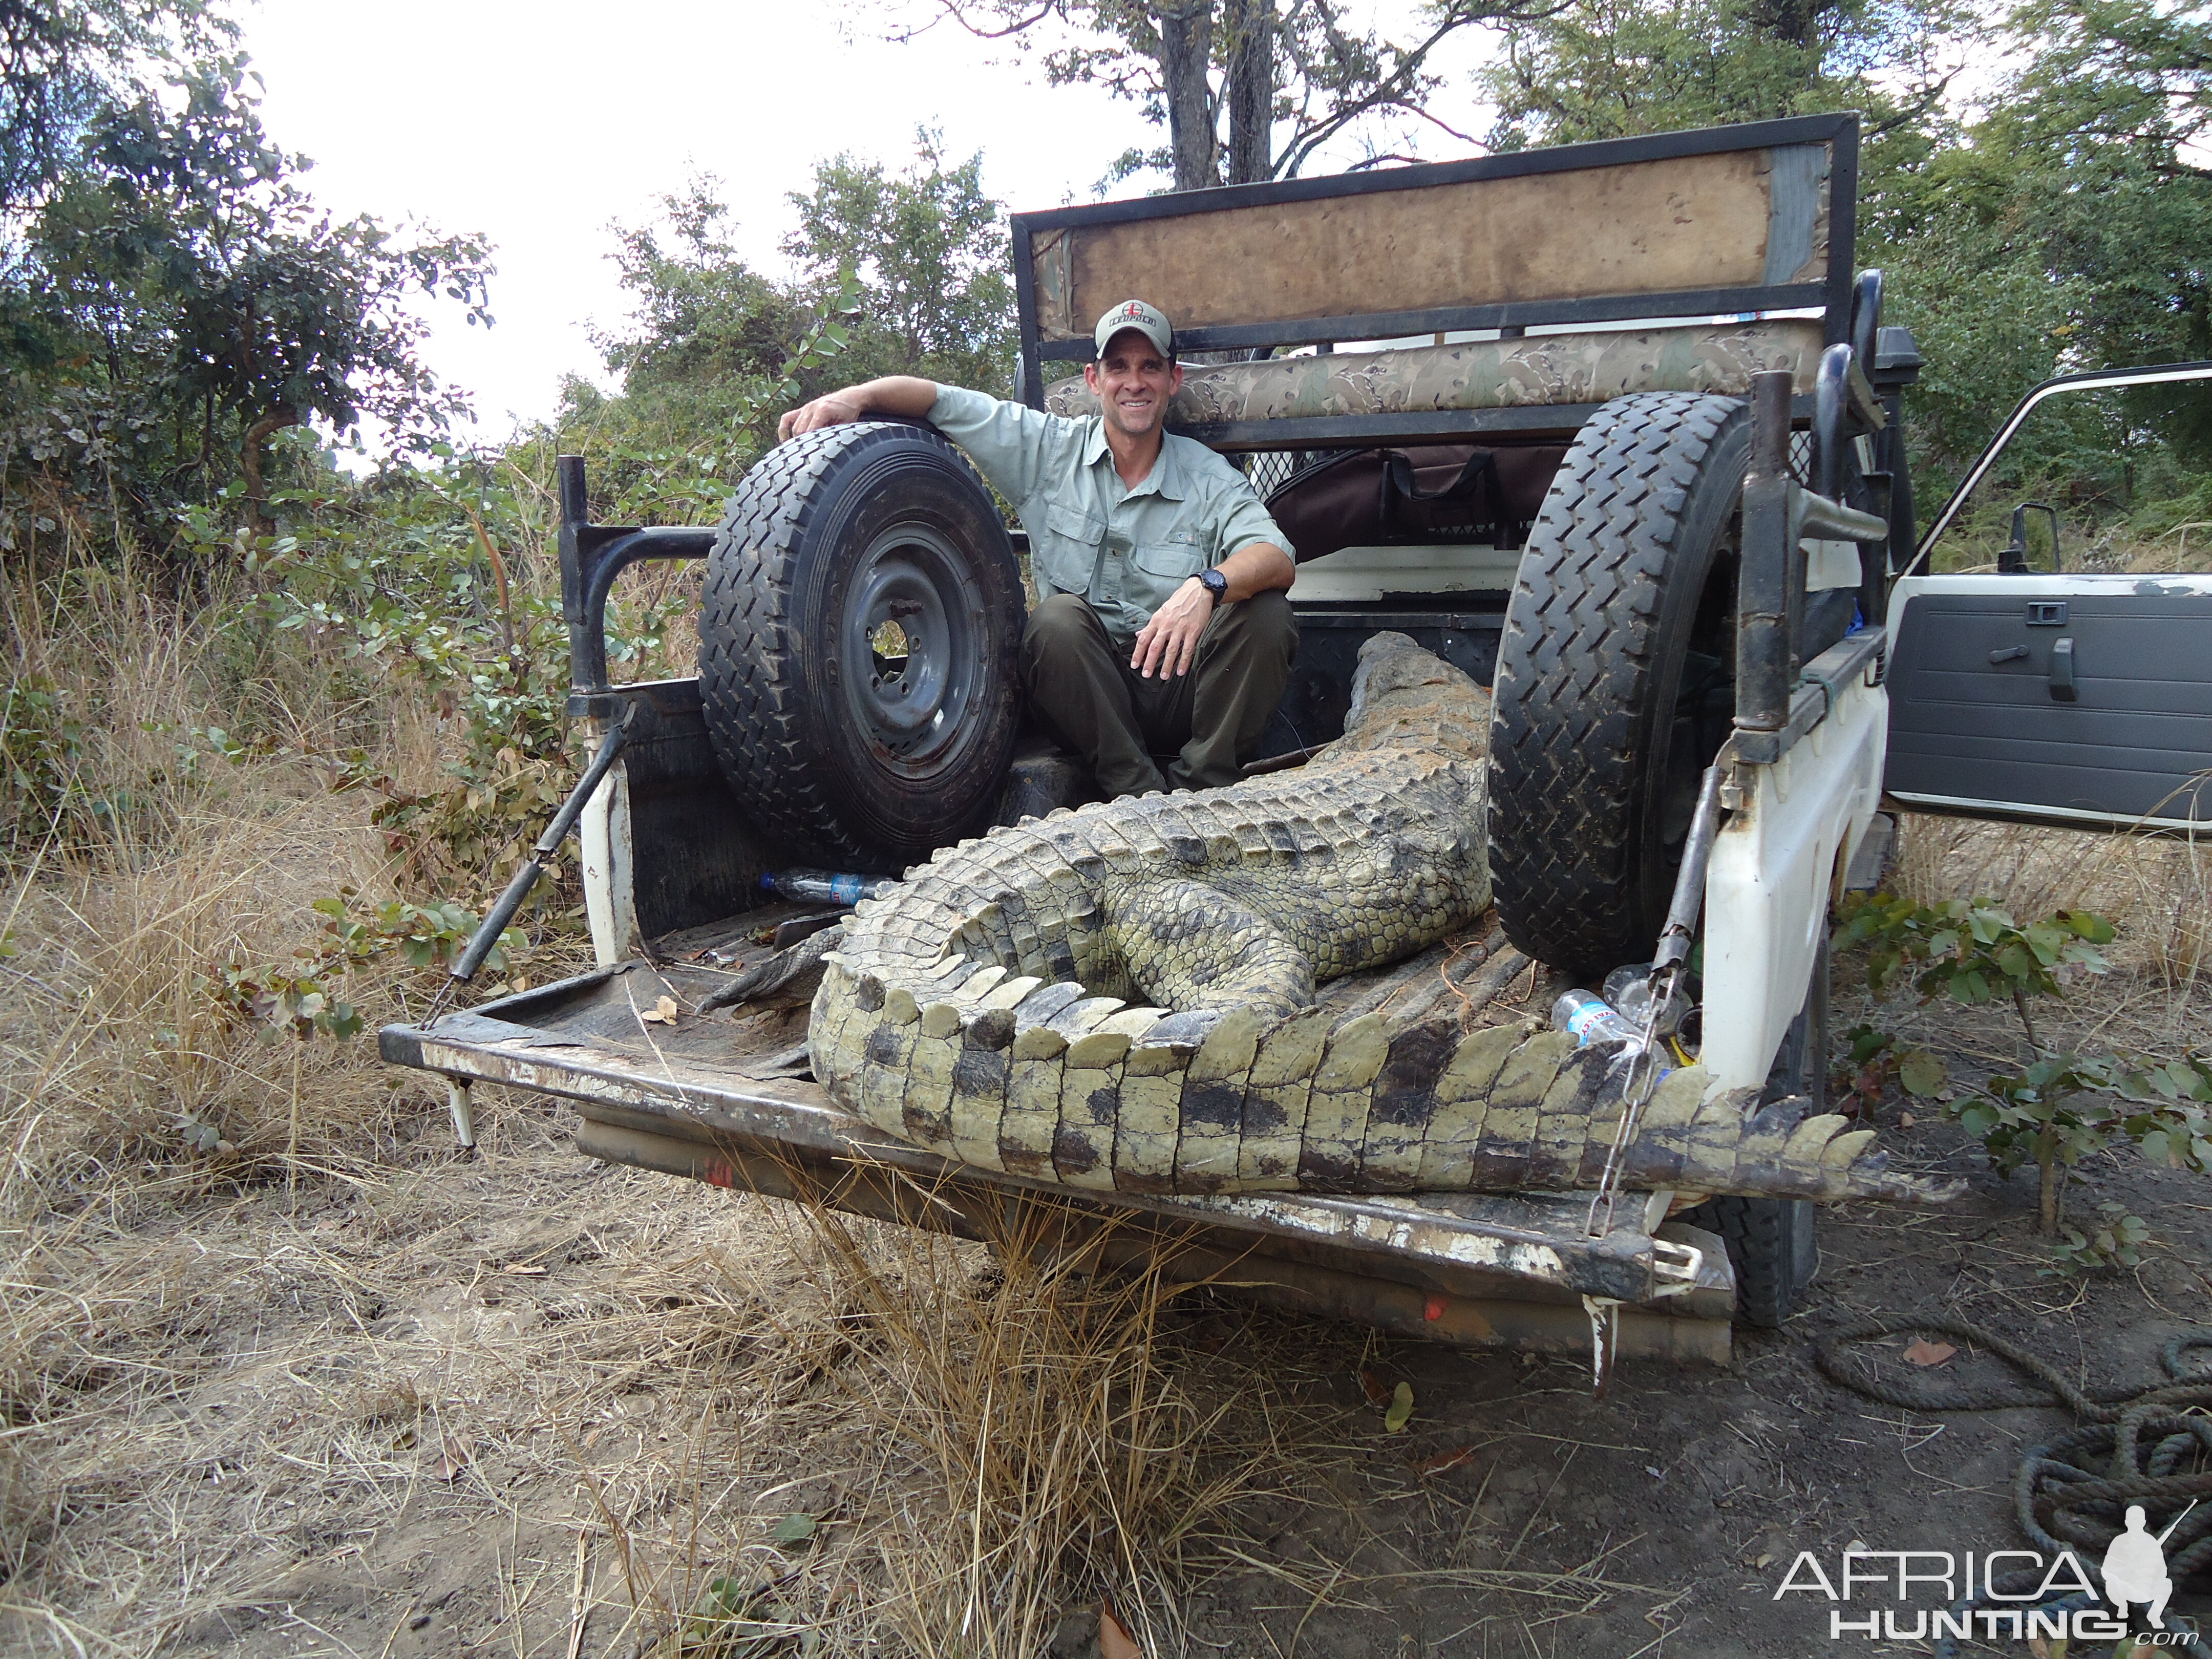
[778,299,1298,799]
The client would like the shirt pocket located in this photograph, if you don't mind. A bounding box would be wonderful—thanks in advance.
[1126,532,1209,619]
[1129,531,1208,584]
[1032,500,1106,597]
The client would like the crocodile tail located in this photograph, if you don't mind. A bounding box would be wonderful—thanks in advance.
[810,949,1169,1182]
[812,963,1956,1203]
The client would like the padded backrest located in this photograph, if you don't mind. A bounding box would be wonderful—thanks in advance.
[1012,115,1858,408]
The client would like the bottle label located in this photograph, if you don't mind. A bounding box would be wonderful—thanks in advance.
[1564,1001,1613,1041]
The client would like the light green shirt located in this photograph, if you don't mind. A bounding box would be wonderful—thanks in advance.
[927,384,1291,641]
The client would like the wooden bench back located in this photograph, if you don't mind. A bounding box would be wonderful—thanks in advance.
[1012,114,1859,421]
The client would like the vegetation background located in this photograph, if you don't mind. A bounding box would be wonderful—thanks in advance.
[2,0,2207,1651]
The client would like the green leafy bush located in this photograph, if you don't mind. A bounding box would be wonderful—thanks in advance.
[1832,890,2113,1055]
[1834,1022,1949,1113]
[1953,1051,2212,1236]
[1,673,89,854]
[2049,1202,2154,1273]
[1832,892,2211,1259]
[211,888,520,1045]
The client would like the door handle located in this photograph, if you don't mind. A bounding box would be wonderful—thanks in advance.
[2049,636,2078,701]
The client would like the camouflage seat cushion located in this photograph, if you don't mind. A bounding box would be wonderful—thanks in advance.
[1044,318,1823,424]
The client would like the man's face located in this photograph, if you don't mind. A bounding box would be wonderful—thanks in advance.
[1084,330,1183,441]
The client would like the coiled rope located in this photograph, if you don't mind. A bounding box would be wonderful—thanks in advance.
[1817,1316,2212,1656]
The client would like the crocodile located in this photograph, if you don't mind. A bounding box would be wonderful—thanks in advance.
[802,632,1941,1204]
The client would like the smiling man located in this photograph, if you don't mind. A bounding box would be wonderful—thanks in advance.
[778,299,1298,799]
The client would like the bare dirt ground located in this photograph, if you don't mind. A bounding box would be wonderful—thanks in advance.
[7,807,2210,1658]
[8,980,2207,1658]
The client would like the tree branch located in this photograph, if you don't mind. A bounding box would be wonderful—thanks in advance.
[890,0,1061,43]
[1272,0,1561,176]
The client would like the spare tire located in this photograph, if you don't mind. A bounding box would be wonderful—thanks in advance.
[698,421,1024,867]
[1488,393,1749,974]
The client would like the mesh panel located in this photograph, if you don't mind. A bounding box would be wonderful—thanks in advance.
[1247,449,1351,501]
[1789,429,1815,484]
[1245,451,1302,498]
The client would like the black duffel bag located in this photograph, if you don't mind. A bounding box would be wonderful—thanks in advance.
[1265,443,1568,564]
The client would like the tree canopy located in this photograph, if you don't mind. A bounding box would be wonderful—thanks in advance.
[0,0,232,210]
[4,39,493,557]
[875,1,1548,188]
[577,132,1016,459]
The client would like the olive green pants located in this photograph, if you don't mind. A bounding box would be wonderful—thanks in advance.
[1019,590,1298,799]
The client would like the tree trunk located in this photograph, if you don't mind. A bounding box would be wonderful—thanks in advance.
[240,407,300,540]
[1157,1,1220,192]
[2037,1130,2062,1235]
[1222,0,1274,185]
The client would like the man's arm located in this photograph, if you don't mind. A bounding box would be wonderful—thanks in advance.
[1130,539,1294,680]
[779,379,1066,512]
[779,376,939,442]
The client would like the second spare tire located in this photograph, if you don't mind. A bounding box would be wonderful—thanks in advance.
[698,420,1024,868]
[1488,392,1750,974]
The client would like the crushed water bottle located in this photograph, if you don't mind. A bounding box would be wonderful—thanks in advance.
[1552,989,1641,1049]
[760,868,897,907]
[1602,962,1689,1036]
[1551,988,1673,1085]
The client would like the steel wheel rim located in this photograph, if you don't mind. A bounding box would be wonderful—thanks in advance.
[838,523,986,777]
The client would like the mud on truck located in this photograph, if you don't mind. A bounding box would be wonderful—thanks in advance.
[380,113,2212,1378]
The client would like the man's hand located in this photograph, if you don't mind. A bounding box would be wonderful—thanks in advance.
[778,389,870,442]
[1130,577,1214,679]
[776,376,941,443]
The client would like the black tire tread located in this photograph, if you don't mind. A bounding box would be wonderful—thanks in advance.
[1488,392,1747,971]
[1681,1195,1813,1329]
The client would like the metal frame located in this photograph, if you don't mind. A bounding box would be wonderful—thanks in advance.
[557,455,714,709]
[1907,360,2212,575]
[1734,368,1890,761]
[1011,112,1861,412]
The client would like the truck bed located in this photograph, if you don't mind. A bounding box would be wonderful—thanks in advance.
[380,905,1739,1366]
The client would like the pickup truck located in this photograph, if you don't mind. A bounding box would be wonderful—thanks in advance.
[379,113,2212,1375]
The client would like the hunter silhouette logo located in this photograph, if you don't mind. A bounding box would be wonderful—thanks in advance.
[2105,1500,2196,1628]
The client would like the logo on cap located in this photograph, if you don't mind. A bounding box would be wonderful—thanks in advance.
[1094,299,1174,358]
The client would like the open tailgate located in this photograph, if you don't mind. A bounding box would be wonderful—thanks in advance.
[380,917,1738,1366]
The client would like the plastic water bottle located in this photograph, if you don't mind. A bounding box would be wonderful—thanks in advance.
[760,868,897,906]
[1555,987,1675,1087]
[1552,989,1640,1049]
[1603,962,1687,1034]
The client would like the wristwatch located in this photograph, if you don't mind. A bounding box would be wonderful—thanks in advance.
[1197,567,1228,606]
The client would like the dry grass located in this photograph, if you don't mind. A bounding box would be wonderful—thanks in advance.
[1,1122,1310,1655]
[1887,811,2211,1051]
[0,529,1319,1656]
[735,1200,1313,1658]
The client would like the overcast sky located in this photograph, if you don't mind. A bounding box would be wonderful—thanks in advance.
[238,1,1498,444]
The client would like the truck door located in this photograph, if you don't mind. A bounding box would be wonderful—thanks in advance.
[1883,364,2212,832]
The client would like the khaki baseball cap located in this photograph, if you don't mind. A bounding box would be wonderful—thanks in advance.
[1093,299,1175,360]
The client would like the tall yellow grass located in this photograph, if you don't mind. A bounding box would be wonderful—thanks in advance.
[1887,811,2209,1046]
[0,521,1306,1654]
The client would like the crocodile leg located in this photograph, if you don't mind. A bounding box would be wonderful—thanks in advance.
[1098,871,1315,1023]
